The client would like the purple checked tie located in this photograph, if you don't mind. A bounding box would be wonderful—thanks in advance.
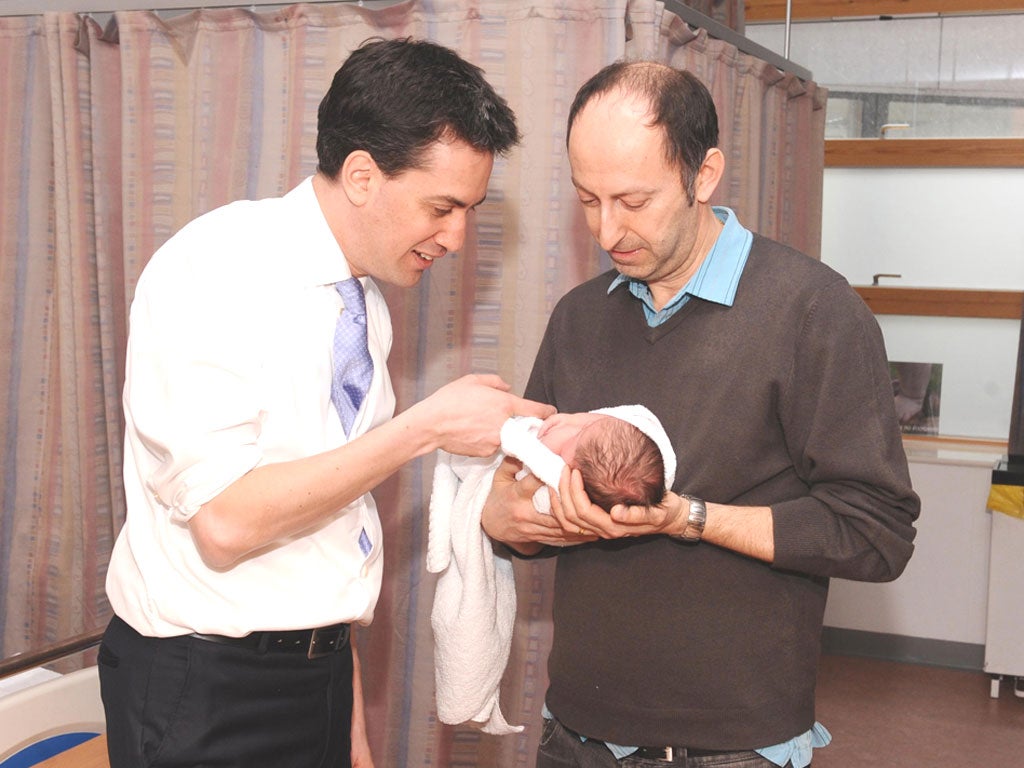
[331,277,374,435]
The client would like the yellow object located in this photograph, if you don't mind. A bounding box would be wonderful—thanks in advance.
[988,484,1024,520]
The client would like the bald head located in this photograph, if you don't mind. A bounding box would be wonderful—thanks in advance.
[567,60,718,201]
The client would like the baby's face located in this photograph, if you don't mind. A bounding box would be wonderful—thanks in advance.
[536,412,608,463]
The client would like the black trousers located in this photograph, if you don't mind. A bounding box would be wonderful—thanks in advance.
[98,615,353,768]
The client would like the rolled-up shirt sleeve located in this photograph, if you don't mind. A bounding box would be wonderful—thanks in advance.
[123,220,270,522]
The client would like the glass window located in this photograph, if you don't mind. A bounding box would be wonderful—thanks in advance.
[746,13,1024,139]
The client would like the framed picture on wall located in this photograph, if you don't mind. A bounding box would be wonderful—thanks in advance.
[890,361,943,436]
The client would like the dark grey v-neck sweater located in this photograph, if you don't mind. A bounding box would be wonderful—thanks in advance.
[524,234,919,750]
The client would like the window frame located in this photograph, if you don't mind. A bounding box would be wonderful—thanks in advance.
[745,0,1024,23]
[744,2,1024,166]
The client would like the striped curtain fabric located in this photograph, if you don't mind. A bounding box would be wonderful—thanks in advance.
[0,1,825,764]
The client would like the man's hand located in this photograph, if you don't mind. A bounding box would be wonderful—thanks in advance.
[350,640,375,768]
[411,374,555,458]
[550,469,687,539]
[615,491,776,562]
[482,457,587,554]
[607,491,688,536]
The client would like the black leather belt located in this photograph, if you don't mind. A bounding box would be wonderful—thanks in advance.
[633,746,743,762]
[190,623,351,659]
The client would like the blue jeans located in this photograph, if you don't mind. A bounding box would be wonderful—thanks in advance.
[537,717,791,768]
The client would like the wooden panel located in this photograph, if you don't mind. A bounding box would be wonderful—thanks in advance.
[903,434,1008,451]
[745,0,1024,22]
[825,138,1024,168]
[854,286,1024,318]
[35,734,109,768]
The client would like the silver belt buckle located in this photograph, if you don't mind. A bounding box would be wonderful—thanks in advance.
[307,625,348,659]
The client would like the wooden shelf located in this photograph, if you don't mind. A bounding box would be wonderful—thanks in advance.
[854,286,1024,318]
[825,139,1024,168]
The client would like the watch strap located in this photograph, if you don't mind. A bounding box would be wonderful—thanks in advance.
[675,494,706,542]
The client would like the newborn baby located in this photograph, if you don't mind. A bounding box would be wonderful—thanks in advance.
[426,403,675,735]
[500,405,676,512]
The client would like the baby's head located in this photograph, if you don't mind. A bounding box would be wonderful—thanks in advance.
[538,412,666,510]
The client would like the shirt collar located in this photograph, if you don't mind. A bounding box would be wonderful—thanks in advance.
[608,206,752,320]
[286,175,355,287]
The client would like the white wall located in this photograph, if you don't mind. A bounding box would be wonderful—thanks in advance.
[823,167,1024,440]
[822,168,1024,291]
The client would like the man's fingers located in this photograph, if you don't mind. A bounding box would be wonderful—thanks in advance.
[466,373,511,392]
[510,394,556,420]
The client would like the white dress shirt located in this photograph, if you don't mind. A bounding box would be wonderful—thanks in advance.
[107,177,395,637]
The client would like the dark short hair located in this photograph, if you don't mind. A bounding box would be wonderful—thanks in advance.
[573,417,665,510]
[317,37,520,178]
[566,61,718,203]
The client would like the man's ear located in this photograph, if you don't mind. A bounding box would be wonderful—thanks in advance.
[339,150,379,207]
[694,147,725,204]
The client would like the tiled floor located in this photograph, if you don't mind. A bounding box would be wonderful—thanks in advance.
[813,654,1024,767]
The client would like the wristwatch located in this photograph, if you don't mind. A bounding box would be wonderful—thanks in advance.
[673,494,706,542]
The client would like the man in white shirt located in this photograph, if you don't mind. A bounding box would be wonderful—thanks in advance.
[99,37,553,768]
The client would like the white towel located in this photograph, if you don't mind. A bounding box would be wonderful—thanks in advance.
[500,416,566,513]
[427,449,522,735]
[426,417,567,734]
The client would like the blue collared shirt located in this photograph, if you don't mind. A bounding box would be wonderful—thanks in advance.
[563,206,832,767]
[608,206,752,324]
